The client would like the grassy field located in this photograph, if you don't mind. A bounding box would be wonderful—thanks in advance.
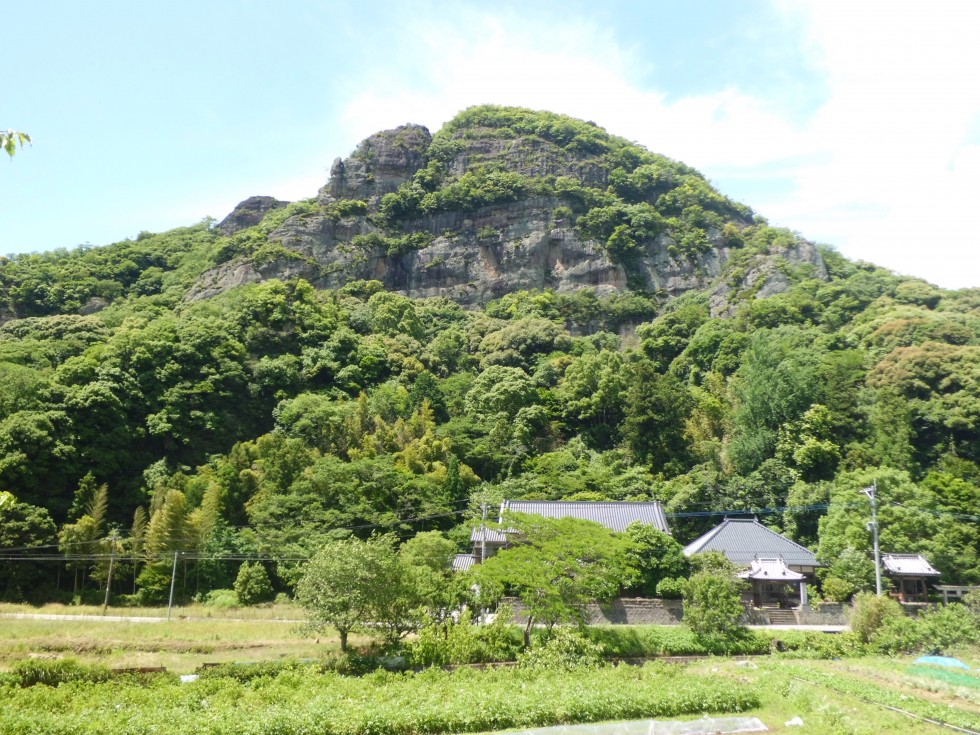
[1,605,978,734]
[0,602,350,671]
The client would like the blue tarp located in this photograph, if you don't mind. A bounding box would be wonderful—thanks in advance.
[915,655,971,669]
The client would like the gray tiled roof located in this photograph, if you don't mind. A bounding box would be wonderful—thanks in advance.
[452,554,476,572]
[470,527,509,544]
[500,500,670,534]
[683,518,818,568]
[882,554,940,577]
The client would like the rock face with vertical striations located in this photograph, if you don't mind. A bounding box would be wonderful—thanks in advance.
[190,106,827,314]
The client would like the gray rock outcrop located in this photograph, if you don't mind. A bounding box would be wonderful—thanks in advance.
[193,121,828,315]
[217,196,290,236]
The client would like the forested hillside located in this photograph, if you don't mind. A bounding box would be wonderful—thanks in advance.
[1,106,978,603]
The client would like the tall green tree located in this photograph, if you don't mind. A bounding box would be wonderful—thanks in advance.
[621,360,693,475]
[623,522,689,596]
[0,492,57,600]
[474,514,637,648]
[296,535,401,652]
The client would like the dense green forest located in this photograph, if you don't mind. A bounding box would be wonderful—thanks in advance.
[1,106,978,604]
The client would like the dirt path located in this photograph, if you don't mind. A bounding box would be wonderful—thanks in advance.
[0,612,302,624]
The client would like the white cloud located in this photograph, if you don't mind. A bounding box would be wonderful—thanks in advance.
[764,1,980,286]
[337,3,980,289]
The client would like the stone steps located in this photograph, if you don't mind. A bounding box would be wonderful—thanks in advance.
[767,610,799,625]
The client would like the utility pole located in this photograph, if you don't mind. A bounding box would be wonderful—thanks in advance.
[863,481,883,596]
[102,532,119,614]
[167,551,179,621]
[480,503,487,564]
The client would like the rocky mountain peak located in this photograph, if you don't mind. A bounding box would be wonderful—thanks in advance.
[195,106,828,317]
[318,124,432,204]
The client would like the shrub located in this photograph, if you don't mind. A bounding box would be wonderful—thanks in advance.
[849,592,904,644]
[408,609,522,666]
[331,199,368,218]
[655,577,688,599]
[822,576,857,603]
[584,625,770,657]
[11,658,111,687]
[135,563,173,605]
[517,627,604,671]
[770,630,866,659]
[872,614,927,654]
[684,571,747,642]
[234,562,274,606]
[919,603,980,651]
[964,589,980,620]
[204,588,239,609]
[197,659,316,682]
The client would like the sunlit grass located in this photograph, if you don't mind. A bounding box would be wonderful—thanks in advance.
[0,602,359,672]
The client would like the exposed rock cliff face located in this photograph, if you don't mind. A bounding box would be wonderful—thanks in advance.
[319,124,432,205]
[217,195,290,236]
[190,110,828,313]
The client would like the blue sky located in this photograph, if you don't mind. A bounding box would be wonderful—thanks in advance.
[4,1,979,289]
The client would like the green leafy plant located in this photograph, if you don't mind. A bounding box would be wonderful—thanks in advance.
[683,570,747,643]
[11,658,111,687]
[234,562,274,605]
[849,591,904,644]
[517,627,605,671]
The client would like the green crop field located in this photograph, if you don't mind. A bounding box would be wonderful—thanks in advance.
[1,608,978,734]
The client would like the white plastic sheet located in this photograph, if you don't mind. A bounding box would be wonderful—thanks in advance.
[501,716,768,735]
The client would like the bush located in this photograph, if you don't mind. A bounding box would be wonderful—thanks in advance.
[197,659,317,682]
[771,630,866,659]
[408,609,522,666]
[849,592,904,644]
[517,627,604,671]
[203,588,239,609]
[822,576,856,603]
[234,562,274,606]
[872,614,927,654]
[135,563,173,605]
[684,571,747,642]
[964,590,980,620]
[919,603,980,651]
[11,658,111,687]
[585,625,770,657]
[655,577,687,599]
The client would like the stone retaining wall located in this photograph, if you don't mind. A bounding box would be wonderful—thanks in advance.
[797,604,848,625]
[501,597,684,625]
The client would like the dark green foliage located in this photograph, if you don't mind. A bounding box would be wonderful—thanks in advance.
[623,522,690,596]
[0,493,58,600]
[234,561,274,605]
[683,571,748,642]
[849,591,904,644]
[11,658,111,687]
[0,105,978,609]
[622,360,694,475]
